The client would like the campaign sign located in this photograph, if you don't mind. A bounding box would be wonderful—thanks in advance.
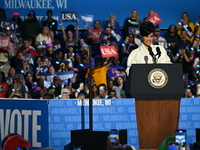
[91,29,104,41]
[0,20,17,31]
[145,12,162,26]
[0,99,49,150]
[46,73,57,83]
[128,27,139,35]
[81,14,94,26]
[0,37,10,49]
[56,71,74,84]
[48,98,139,150]
[61,11,77,22]
[100,46,119,58]
[178,98,200,146]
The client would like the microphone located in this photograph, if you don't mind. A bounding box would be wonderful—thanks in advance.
[144,56,148,64]
[148,46,156,63]
[156,47,161,59]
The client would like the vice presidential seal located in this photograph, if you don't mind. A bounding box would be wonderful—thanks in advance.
[148,68,168,89]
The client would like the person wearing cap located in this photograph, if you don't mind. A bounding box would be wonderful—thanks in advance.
[22,10,41,43]
[45,43,54,60]
[11,12,23,36]
[153,28,168,49]
[126,21,171,76]
[2,134,31,150]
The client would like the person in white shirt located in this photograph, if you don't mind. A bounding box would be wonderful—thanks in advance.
[126,21,171,76]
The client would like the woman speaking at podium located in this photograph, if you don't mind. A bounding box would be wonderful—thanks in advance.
[126,21,171,75]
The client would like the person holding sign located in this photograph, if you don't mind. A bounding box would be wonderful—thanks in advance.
[126,21,171,76]
[123,9,141,37]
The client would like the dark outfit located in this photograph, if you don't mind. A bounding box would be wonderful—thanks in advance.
[164,33,180,55]
[123,18,140,37]
[176,39,192,51]
[42,18,58,32]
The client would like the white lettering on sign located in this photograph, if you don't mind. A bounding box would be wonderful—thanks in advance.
[149,16,160,24]
[0,109,41,147]
[4,0,67,9]
[61,13,77,21]
[101,48,117,55]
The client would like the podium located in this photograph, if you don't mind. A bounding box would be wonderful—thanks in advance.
[125,64,184,149]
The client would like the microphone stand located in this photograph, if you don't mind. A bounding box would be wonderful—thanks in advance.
[88,42,93,131]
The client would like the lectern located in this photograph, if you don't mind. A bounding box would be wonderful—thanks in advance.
[125,64,184,149]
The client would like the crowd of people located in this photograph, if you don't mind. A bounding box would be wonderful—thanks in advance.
[0,8,200,99]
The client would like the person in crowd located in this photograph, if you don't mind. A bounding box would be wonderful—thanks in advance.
[63,43,75,63]
[48,76,62,98]
[42,10,58,32]
[122,33,139,56]
[173,48,190,82]
[8,74,28,98]
[126,21,171,76]
[89,84,99,98]
[176,12,195,42]
[164,25,180,56]
[114,76,125,98]
[31,77,48,99]
[176,30,192,51]
[153,28,168,49]
[107,57,120,79]
[0,8,6,20]
[34,70,51,88]
[101,27,118,45]
[22,10,41,43]
[6,67,17,86]
[0,52,10,77]
[85,55,111,87]
[98,83,108,98]
[176,30,194,63]
[25,71,34,92]
[0,71,8,98]
[49,31,61,51]
[51,50,69,72]
[0,24,20,56]
[1,133,31,150]
[60,19,79,46]
[35,26,51,55]
[10,12,23,39]
[45,43,55,60]
[104,14,121,42]
[108,90,117,99]
[17,38,38,58]
[123,9,141,37]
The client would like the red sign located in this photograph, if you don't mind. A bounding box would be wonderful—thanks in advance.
[91,29,104,41]
[145,13,162,26]
[100,46,118,58]
[0,37,10,49]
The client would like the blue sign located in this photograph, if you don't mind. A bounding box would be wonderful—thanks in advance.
[48,98,139,150]
[179,98,200,145]
[0,99,49,150]
[81,14,94,26]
